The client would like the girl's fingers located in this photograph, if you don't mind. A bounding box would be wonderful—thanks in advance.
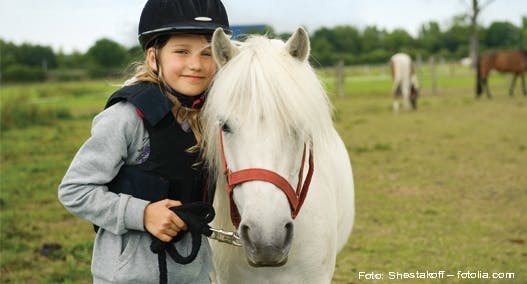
[157,233,173,242]
[170,213,187,231]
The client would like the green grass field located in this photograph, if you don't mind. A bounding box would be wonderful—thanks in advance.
[1,65,526,283]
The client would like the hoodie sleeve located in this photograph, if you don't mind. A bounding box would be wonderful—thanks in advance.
[58,101,150,235]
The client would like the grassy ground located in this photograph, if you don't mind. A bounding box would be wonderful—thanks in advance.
[1,65,525,283]
[330,67,527,283]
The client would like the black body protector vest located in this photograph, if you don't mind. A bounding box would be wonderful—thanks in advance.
[105,82,210,205]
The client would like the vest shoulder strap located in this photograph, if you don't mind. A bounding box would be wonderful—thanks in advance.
[105,83,173,126]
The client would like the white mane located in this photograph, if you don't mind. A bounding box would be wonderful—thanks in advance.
[202,35,334,178]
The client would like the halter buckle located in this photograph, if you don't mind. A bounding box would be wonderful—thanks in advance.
[209,227,242,247]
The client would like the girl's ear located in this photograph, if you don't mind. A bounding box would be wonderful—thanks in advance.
[146,47,157,71]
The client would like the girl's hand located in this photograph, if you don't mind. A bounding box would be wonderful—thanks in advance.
[144,199,187,242]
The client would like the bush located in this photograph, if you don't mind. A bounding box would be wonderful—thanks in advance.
[0,95,71,130]
[2,64,46,82]
[361,49,391,64]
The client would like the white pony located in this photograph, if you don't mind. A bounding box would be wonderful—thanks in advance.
[202,27,355,283]
[390,53,419,112]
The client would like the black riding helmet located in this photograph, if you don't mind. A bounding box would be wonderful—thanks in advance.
[138,0,231,50]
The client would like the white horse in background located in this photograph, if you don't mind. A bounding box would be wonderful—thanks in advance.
[390,53,419,112]
[202,27,355,283]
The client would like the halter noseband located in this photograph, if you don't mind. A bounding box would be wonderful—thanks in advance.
[219,130,314,228]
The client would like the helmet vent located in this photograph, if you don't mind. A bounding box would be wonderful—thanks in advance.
[194,17,213,22]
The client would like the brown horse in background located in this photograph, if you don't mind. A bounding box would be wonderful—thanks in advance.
[476,49,527,98]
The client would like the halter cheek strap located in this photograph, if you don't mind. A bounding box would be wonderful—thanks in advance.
[219,130,314,228]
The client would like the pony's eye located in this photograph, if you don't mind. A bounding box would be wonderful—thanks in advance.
[290,128,299,139]
[221,122,232,133]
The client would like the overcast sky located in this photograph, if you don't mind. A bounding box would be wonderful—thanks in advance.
[1,0,526,53]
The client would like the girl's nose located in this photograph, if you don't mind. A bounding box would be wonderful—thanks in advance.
[188,55,202,71]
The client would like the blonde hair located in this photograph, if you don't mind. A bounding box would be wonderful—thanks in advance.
[125,49,204,153]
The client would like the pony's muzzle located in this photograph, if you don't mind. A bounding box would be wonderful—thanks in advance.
[239,220,294,267]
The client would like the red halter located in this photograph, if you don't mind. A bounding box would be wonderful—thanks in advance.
[219,130,314,228]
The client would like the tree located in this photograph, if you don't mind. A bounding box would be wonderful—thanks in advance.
[332,26,361,54]
[360,26,390,64]
[1,40,56,82]
[0,40,17,69]
[56,49,88,69]
[128,45,144,63]
[1,40,57,70]
[361,26,384,52]
[311,28,337,66]
[310,33,336,66]
[86,38,129,77]
[16,44,57,69]
[468,0,497,66]
[418,21,443,53]
[443,18,472,58]
[522,16,527,48]
[86,38,128,69]
[485,21,521,48]
[383,29,414,53]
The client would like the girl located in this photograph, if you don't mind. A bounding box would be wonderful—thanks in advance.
[58,0,230,283]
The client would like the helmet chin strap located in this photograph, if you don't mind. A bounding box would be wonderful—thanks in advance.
[166,85,206,109]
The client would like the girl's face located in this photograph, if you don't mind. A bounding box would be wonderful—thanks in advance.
[147,34,215,96]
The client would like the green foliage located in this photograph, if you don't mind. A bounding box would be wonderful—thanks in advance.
[310,35,337,66]
[442,24,471,54]
[384,28,415,53]
[55,50,88,69]
[128,45,145,63]
[485,21,522,48]
[86,38,128,68]
[311,26,364,66]
[2,64,47,82]
[0,40,57,69]
[86,38,129,78]
[309,17,524,66]
[361,26,384,51]
[360,49,391,65]
[0,40,56,82]
[418,21,443,53]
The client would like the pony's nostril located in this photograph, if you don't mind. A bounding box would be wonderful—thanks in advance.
[240,224,249,237]
[283,221,294,247]
[240,224,254,248]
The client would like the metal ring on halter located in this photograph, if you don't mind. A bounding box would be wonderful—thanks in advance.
[209,228,242,247]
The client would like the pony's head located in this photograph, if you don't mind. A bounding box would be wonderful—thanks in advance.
[202,27,334,266]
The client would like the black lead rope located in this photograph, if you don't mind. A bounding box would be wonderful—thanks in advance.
[150,202,215,284]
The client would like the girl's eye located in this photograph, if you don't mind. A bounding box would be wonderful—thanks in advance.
[174,49,188,54]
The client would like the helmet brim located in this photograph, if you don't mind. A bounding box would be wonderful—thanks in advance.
[139,24,232,49]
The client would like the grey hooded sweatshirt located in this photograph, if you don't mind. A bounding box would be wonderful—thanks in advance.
[58,101,212,283]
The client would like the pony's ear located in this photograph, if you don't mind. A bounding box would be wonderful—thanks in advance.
[212,28,239,67]
[285,27,310,62]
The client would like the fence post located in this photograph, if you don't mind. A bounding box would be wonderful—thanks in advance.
[335,60,345,97]
[429,56,437,96]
